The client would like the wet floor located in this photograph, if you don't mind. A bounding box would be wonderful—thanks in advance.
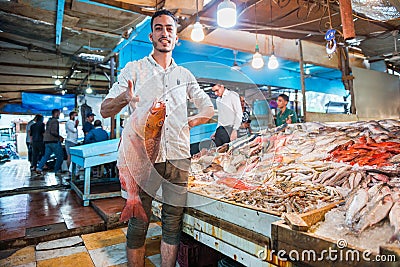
[0,159,167,266]
[0,160,68,194]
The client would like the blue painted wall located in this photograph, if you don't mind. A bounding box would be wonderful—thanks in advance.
[117,20,346,96]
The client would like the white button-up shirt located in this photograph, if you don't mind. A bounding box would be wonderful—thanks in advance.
[215,89,242,130]
[105,55,213,162]
[65,120,78,144]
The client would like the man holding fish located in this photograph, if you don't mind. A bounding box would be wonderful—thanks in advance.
[101,10,214,267]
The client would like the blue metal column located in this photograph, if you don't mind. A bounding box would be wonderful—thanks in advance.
[56,0,66,47]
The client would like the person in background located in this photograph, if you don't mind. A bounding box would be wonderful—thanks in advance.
[29,114,45,171]
[82,113,95,135]
[276,93,298,126]
[36,109,64,175]
[65,111,80,176]
[211,83,242,146]
[26,115,37,169]
[237,96,252,138]
[84,120,108,144]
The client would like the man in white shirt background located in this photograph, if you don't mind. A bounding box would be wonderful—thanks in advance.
[65,111,79,175]
[211,83,242,147]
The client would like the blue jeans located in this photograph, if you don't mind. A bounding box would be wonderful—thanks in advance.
[37,142,63,173]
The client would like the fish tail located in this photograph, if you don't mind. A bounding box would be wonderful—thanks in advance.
[389,231,400,243]
[119,198,148,222]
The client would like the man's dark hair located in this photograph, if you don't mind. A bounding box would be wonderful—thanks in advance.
[94,120,102,127]
[278,94,289,102]
[69,111,77,118]
[151,10,177,31]
[36,115,44,123]
[52,109,60,116]
[33,114,41,121]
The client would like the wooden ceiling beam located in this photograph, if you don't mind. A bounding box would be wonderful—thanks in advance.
[90,0,154,16]
[0,62,71,70]
[177,0,219,33]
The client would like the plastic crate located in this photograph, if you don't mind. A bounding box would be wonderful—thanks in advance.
[178,233,223,267]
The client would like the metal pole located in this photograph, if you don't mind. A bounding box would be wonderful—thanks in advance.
[342,47,356,114]
[297,39,307,122]
[110,56,116,139]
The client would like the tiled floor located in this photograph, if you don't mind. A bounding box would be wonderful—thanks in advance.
[0,159,117,247]
[0,159,179,266]
[0,190,106,244]
[0,224,165,267]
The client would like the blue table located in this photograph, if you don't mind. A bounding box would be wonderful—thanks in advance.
[190,123,217,144]
[70,139,120,206]
[69,124,217,206]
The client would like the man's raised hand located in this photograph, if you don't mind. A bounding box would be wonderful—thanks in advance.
[125,80,139,103]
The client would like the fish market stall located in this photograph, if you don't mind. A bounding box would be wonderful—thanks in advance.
[185,119,400,266]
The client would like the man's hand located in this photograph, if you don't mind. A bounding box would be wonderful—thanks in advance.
[286,114,293,124]
[230,129,237,141]
[125,80,140,104]
[60,136,64,142]
[210,133,215,140]
[100,80,139,118]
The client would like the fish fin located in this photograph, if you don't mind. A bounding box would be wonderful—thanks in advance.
[119,199,148,222]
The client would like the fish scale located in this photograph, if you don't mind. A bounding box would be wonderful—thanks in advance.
[117,101,166,222]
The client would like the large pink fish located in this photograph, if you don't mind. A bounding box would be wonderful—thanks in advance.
[118,101,166,222]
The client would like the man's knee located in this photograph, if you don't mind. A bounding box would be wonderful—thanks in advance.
[161,205,184,245]
[126,217,149,249]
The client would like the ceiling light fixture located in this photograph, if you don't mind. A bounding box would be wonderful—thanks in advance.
[86,85,93,94]
[268,54,279,69]
[191,0,205,42]
[217,0,237,28]
[251,2,264,69]
[54,54,62,86]
[252,47,264,69]
[267,2,279,70]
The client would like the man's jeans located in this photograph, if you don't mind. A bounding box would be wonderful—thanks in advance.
[37,142,63,173]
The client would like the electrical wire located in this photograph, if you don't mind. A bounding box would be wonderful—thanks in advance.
[351,12,400,23]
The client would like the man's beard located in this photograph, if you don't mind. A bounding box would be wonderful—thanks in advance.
[152,40,174,53]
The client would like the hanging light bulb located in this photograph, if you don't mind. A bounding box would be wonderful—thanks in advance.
[86,85,93,94]
[191,22,204,42]
[251,44,264,69]
[268,35,279,69]
[191,0,205,42]
[54,78,62,86]
[217,0,237,28]
[61,89,66,95]
[268,54,279,69]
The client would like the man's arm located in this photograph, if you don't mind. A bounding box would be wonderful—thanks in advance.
[100,63,139,118]
[186,74,214,128]
[188,106,214,128]
[232,94,242,131]
[101,75,139,118]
